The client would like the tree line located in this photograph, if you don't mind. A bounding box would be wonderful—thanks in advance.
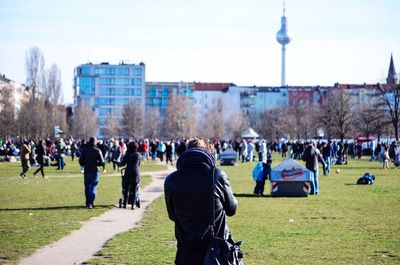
[1,46,399,142]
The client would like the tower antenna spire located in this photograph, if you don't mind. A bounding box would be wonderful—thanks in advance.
[283,0,286,16]
[276,0,291,87]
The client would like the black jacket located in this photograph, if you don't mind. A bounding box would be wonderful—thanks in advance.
[79,145,105,173]
[302,145,326,171]
[164,148,237,249]
[121,151,141,183]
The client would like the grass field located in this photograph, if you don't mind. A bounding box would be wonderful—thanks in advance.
[0,157,167,264]
[86,155,400,265]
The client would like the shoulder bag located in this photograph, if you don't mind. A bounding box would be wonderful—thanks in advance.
[203,167,244,265]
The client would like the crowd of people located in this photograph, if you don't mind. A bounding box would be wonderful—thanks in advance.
[1,137,400,173]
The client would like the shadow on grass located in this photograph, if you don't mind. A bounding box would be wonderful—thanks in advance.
[0,205,114,211]
[234,193,273,198]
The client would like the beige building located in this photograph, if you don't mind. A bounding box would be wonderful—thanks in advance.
[0,74,29,112]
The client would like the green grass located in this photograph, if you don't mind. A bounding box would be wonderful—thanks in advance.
[0,157,166,264]
[87,155,400,265]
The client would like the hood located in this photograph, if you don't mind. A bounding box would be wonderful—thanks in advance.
[176,148,215,169]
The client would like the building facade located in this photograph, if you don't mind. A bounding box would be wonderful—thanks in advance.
[145,81,194,117]
[193,82,240,120]
[73,62,146,137]
[0,74,29,112]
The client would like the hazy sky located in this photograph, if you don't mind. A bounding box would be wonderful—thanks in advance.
[1,0,399,104]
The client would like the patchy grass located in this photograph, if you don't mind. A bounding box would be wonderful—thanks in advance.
[87,155,400,265]
[0,157,166,264]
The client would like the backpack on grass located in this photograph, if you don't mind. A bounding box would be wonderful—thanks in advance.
[357,173,375,185]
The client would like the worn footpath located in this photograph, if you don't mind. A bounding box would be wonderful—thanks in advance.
[19,167,174,265]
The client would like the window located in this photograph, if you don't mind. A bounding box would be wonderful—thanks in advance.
[81,67,91,75]
[116,68,129,75]
[95,68,115,75]
[114,88,130,95]
[131,88,141,96]
[131,78,142,86]
[115,78,130,86]
[133,68,142,76]
[95,98,114,105]
[79,77,95,95]
[99,108,112,116]
[149,88,156,97]
[115,98,129,105]
[99,87,114,95]
[100,78,115,85]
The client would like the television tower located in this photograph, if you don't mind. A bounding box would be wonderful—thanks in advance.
[276,0,291,87]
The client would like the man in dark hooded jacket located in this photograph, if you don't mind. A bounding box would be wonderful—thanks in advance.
[79,137,105,209]
[164,138,238,265]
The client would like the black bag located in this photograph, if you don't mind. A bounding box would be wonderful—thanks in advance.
[204,235,243,265]
[203,167,244,265]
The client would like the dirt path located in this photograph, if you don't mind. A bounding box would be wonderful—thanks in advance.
[19,167,174,265]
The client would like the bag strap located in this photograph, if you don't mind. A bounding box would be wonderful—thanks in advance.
[211,166,216,235]
[204,166,216,238]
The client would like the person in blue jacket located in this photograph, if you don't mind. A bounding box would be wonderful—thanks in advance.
[253,154,272,196]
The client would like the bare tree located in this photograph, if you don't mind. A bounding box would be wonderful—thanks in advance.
[120,99,144,139]
[25,46,45,102]
[17,99,47,140]
[165,93,196,139]
[71,102,98,139]
[144,107,161,139]
[42,64,64,137]
[317,100,335,140]
[255,107,287,141]
[43,64,62,105]
[104,115,120,139]
[378,84,400,141]
[354,96,385,140]
[331,90,353,142]
[0,84,16,140]
[287,100,313,141]
[225,112,250,141]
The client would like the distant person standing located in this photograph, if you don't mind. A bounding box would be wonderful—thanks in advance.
[79,137,106,209]
[70,141,78,161]
[120,141,141,209]
[33,140,47,178]
[302,142,326,195]
[165,140,174,166]
[382,144,390,169]
[112,141,122,172]
[19,140,31,178]
[56,138,66,170]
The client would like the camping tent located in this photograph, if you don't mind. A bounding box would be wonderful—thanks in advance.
[270,159,311,197]
[241,128,259,139]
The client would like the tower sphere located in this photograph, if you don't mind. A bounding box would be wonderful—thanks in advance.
[276,28,291,45]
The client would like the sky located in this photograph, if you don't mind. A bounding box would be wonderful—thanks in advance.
[1,0,399,104]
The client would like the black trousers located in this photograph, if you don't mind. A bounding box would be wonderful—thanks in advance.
[175,245,208,265]
[122,178,139,205]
